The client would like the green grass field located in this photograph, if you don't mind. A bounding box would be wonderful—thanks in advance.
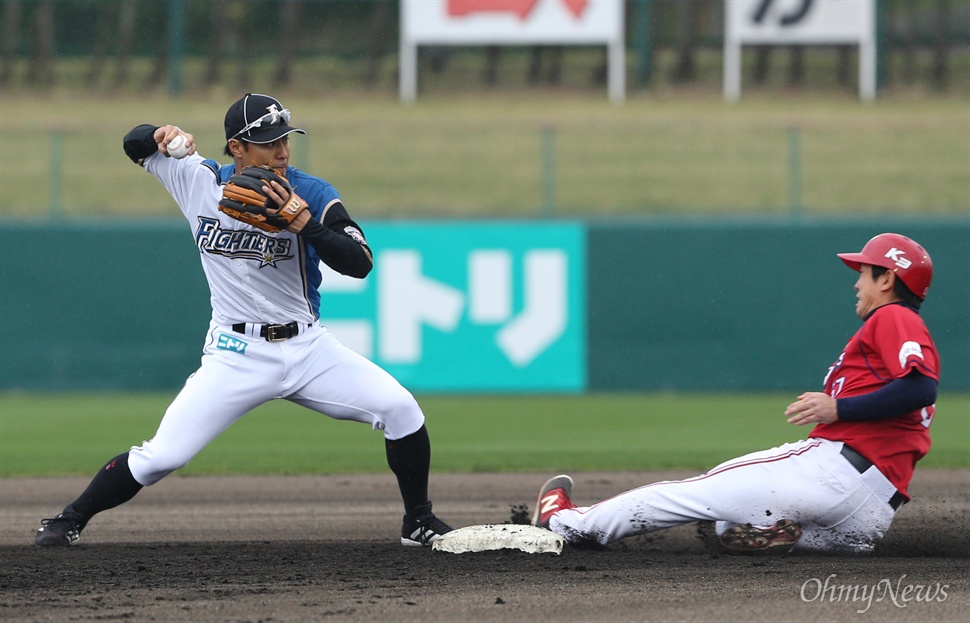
[1,392,967,477]
[2,92,967,219]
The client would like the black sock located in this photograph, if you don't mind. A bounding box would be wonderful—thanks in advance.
[65,453,143,529]
[385,425,432,519]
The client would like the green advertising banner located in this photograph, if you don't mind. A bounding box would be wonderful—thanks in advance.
[317,222,587,392]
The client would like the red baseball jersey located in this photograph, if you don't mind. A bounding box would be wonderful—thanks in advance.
[810,302,939,498]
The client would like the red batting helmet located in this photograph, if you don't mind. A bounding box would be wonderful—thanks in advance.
[837,233,933,299]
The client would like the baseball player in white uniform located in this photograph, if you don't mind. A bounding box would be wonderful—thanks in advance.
[35,93,453,548]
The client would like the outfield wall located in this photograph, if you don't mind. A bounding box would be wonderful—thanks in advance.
[1,219,966,393]
[586,220,969,391]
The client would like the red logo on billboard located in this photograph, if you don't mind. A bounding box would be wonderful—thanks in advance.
[448,0,589,20]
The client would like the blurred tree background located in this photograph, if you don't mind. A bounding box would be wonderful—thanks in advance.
[0,0,967,95]
[1,1,967,219]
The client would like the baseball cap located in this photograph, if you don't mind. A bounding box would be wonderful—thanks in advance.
[224,93,305,144]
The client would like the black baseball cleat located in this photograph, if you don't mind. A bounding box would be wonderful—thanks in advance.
[35,513,83,547]
[532,475,575,530]
[401,504,453,546]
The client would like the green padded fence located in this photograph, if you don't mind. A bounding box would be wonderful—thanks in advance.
[1,219,966,392]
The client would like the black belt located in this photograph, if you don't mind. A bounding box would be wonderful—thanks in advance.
[232,321,301,342]
[840,444,906,511]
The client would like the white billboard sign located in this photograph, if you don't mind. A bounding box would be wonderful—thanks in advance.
[401,0,625,102]
[724,0,877,101]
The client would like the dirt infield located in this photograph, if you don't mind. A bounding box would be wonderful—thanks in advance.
[2,470,968,623]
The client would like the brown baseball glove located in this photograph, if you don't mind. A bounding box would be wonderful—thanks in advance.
[218,166,307,233]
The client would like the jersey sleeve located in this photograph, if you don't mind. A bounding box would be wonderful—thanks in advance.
[143,151,221,220]
[290,172,340,221]
[864,304,940,382]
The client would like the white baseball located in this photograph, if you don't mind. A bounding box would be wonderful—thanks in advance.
[167,134,190,159]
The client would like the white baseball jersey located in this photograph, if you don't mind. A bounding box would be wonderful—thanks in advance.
[145,151,334,326]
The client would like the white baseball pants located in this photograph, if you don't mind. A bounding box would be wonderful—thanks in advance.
[127,321,425,486]
[548,438,899,553]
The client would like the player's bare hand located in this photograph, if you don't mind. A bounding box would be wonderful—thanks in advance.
[262,178,289,208]
[286,209,312,233]
[262,181,310,233]
[785,392,838,426]
[153,125,195,158]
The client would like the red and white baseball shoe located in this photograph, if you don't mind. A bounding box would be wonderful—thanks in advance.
[531,475,576,530]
